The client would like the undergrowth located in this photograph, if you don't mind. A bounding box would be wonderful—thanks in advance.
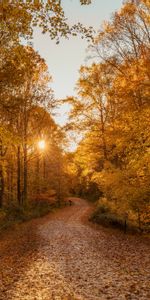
[0,198,63,232]
[90,198,150,234]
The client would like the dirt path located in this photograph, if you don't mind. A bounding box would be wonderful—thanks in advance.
[0,198,149,300]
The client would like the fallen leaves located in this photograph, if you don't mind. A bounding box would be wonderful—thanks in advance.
[0,198,149,300]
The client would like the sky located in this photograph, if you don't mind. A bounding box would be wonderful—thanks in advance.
[33,0,123,126]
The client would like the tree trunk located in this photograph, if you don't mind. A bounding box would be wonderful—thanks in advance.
[36,155,40,193]
[124,218,127,234]
[10,163,13,202]
[100,108,107,160]
[0,166,4,208]
[138,208,142,232]
[7,162,12,203]
[43,157,46,180]
[23,142,27,204]
[17,146,21,205]
[0,140,7,207]
[23,100,28,204]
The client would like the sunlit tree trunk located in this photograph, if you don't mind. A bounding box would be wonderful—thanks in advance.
[98,100,107,160]
[23,97,28,204]
[36,154,40,194]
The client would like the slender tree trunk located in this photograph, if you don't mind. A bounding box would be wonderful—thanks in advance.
[17,146,21,205]
[0,140,7,208]
[100,108,107,160]
[138,208,142,232]
[36,155,40,193]
[7,166,10,203]
[23,100,28,204]
[57,156,62,206]
[7,161,12,204]
[23,142,27,204]
[43,157,46,180]
[10,163,13,202]
[124,218,127,234]
[0,166,4,208]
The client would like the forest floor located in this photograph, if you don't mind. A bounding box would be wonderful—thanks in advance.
[0,198,149,300]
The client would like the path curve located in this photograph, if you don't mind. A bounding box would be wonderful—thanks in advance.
[0,198,149,300]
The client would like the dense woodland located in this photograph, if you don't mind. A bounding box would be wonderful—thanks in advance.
[0,0,150,232]
[66,0,150,231]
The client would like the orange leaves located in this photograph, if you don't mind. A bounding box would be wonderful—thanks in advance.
[67,0,150,231]
[119,2,137,18]
[0,0,94,48]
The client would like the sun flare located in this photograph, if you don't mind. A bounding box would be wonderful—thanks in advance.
[38,140,45,150]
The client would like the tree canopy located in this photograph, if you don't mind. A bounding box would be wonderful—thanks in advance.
[66,0,150,231]
[0,0,149,232]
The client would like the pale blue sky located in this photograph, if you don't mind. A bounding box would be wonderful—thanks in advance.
[33,0,123,125]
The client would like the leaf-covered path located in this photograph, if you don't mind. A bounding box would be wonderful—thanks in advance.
[0,198,149,300]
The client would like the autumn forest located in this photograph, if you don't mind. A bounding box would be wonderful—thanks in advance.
[0,1,150,299]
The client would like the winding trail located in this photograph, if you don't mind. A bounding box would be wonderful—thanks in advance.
[0,198,149,300]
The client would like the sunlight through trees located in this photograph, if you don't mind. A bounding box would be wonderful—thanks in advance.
[0,0,149,233]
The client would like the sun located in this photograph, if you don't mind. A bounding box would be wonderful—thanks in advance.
[38,140,45,150]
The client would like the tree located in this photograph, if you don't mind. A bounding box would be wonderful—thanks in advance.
[0,0,94,211]
[0,45,54,205]
[0,0,93,47]
[67,0,150,230]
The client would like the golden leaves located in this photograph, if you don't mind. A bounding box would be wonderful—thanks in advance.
[67,0,150,231]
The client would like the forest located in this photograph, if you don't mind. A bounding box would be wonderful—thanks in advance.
[0,0,150,233]
[0,1,150,299]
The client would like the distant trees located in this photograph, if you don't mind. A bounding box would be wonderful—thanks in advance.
[67,0,150,230]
